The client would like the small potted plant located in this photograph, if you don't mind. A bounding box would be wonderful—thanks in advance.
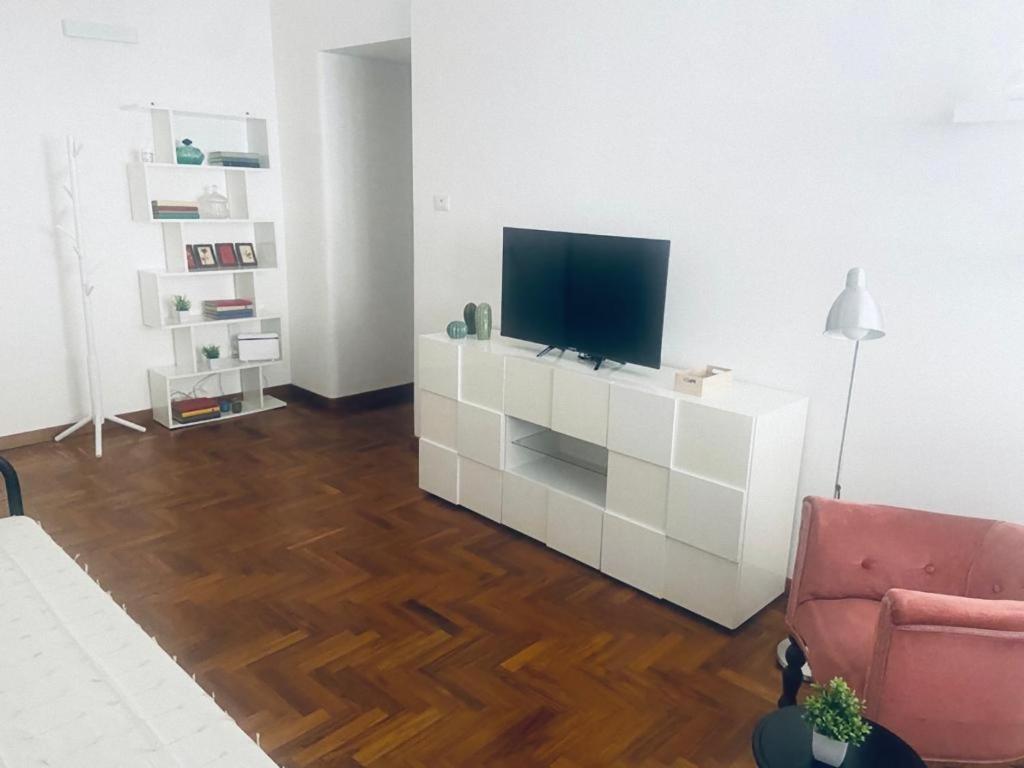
[803,677,872,766]
[201,344,230,371]
[171,295,191,324]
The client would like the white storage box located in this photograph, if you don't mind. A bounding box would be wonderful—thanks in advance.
[235,332,280,362]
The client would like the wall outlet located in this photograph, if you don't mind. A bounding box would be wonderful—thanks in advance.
[433,194,451,212]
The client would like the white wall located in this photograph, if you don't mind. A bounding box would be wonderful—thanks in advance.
[270,0,413,398]
[0,0,288,437]
[411,0,1024,528]
[320,52,414,396]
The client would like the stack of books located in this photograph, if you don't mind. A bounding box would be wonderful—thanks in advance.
[207,151,262,169]
[203,299,254,320]
[151,199,199,219]
[172,397,221,425]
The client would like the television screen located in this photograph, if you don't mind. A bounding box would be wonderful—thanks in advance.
[501,227,670,369]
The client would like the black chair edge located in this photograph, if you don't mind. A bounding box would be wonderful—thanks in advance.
[0,456,24,517]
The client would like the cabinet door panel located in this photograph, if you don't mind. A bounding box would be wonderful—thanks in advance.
[607,385,676,467]
[667,471,746,563]
[419,336,460,399]
[457,402,504,469]
[461,344,505,411]
[664,538,740,629]
[419,391,458,449]
[501,472,547,541]
[600,512,665,597]
[504,358,553,427]
[419,439,458,503]
[605,452,669,531]
[551,369,609,446]
[547,490,603,568]
[674,402,753,489]
[459,458,502,522]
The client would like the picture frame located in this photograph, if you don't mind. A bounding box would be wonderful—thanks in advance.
[185,244,197,271]
[235,242,258,267]
[193,243,217,269]
[214,242,239,269]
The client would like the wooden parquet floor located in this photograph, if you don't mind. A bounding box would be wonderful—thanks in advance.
[1,401,1013,767]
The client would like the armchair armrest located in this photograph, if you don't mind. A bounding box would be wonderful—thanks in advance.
[884,588,1024,632]
[786,496,995,623]
[863,588,1024,762]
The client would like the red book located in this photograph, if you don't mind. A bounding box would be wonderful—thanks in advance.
[203,299,252,307]
[172,397,219,414]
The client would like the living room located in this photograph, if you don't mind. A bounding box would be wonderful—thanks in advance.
[1,1,1021,765]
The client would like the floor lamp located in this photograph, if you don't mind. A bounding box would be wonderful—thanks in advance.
[54,136,145,457]
[776,267,885,677]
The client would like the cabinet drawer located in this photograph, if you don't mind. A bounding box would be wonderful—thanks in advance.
[419,390,458,449]
[674,402,753,489]
[418,336,460,399]
[501,472,548,541]
[666,471,746,562]
[546,489,603,568]
[459,458,502,522]
[419,439,458,503]
[664,538,741,629]
[601,511,665,598]
[504,357,553,427]
[457,401,504,469]
[607,384,676,467]
[551,368,609,446]
[461,344,505,411]
[605,452,669,531]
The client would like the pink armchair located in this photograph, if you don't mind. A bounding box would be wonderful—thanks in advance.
[780,496,1024,763]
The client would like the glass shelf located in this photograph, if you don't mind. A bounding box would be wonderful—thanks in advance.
[511,429,608,476]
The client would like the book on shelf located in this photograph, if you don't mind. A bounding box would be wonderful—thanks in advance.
[173,410,221,425]
[171,397,220,422]
[203,299,253,308]
[203,311,255,320]
[154,212,201,220]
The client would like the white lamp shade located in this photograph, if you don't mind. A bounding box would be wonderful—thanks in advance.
[824,267,885,341]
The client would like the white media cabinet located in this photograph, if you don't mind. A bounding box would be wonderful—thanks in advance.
[417,333,808,629]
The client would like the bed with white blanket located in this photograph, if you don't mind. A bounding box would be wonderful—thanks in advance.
[0,487,279,767]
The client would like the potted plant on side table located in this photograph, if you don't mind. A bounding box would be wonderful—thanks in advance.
[172,295,192,324]
[803,677,872,766]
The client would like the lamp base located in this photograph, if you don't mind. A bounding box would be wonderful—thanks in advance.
[776,638,812,682]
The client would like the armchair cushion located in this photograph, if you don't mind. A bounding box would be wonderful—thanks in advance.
[789,498,992,608]
[791,598,880,695]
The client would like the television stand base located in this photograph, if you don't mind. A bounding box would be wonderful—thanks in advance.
[536,345,560,359]
[578,352,604,371]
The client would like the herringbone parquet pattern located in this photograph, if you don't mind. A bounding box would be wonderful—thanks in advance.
[2,401,1012,767]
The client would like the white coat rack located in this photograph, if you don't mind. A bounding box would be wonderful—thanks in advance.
[54,136,145,457]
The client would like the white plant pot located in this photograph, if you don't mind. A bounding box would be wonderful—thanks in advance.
[175,310,190,324]
[208,358,232,371]
[812,730,849,766]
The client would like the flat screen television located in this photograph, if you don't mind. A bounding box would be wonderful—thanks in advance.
[501,227,670,369]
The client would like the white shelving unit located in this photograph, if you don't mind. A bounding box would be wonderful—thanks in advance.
[129,104,286,429]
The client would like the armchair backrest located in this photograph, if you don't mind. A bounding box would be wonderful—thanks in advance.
[966,521,1024,601]
[791,497,994,606]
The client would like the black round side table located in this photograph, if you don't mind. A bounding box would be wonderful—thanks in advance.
[752,706,926,767]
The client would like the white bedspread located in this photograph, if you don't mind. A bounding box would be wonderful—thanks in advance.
[0,517,278,767]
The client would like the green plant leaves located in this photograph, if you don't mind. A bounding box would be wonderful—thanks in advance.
[803,677,872,746]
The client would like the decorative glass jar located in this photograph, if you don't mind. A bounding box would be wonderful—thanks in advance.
[198,185,229,219]
[175,138,204,165]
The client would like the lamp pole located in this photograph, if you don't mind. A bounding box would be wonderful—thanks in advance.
[833,339,860,499]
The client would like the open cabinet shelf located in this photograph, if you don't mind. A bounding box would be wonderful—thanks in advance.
[131,104,286,429]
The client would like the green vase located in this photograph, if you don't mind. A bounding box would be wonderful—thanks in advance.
[446,320,468,339]
[475,303,492,340]
[463,302,477,335]
[176,138,204,165]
